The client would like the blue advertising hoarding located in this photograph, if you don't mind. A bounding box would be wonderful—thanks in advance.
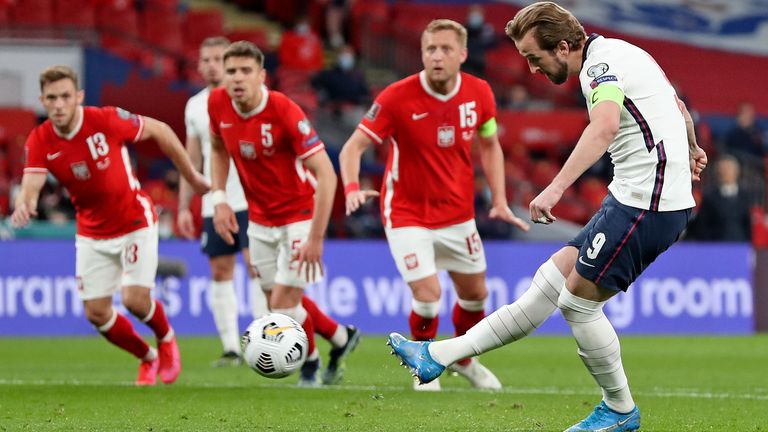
[0,241,754,336]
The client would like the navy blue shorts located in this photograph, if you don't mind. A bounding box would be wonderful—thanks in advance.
[201,210,250,257]
[568,193,691,292]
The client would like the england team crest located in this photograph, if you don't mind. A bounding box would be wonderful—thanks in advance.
[437,126,455,147]
[70,161,91,180]
[239,140,257,160]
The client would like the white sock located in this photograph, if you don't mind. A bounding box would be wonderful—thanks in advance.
[429,259,565,366]
[143,346,158,361]
[558,288,635,413]
[330,325,348,349]
[273,304,318,362]
[209,280,241,354]
[248,278,269,318]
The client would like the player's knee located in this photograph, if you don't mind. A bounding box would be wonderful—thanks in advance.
[209,256,235,281]
[121,288,150,315]
[84,305,112,326]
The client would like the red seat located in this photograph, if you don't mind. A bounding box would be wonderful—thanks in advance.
[226,28,271,51]
[0,108,37,181]
[183,9,224,50]
[11,0,54,26]
[55,0,96,28]
[141,8,183,53]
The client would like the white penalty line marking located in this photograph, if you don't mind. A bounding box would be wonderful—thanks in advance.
[0,379,766,401]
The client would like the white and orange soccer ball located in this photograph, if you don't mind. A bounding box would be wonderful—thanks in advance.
[241,313,308,378]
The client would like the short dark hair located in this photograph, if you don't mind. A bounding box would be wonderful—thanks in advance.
[223,41,265,67]
[39,65,79,92]
[200,36,230,49]
[506,1,585,51]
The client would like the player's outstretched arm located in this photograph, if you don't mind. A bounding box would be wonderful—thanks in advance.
[296,150,337,283]
[478,131,530,232]
[10,172,46,228]
[676,98,707,181]
[140,117,210,195]
[177,134,204,239]
[530,99,620,224]
[339,129,379,215]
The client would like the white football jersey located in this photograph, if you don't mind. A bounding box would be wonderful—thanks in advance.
[580,35,695,212]
[185,87,248,217]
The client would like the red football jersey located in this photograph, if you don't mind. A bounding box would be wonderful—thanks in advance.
[208,86,325,226]
[24,106,156,239]
[358,71,497,229]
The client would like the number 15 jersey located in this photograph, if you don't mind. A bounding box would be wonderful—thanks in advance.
[358,71,497,229]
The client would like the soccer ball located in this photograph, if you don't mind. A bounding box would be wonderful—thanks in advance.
[241,313,308,378]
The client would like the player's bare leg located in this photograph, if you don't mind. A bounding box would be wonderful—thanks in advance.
[208,254,242,367]
[84,296,157,386]
[123,285,180,384]
[243,249,269,319]
[448,270,500,390]
[407,274,442,391]
[270,284,321,387]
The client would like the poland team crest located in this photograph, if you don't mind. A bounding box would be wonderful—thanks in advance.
[70,161,91,180]
[239,140,257,159]
[437,126,455,147]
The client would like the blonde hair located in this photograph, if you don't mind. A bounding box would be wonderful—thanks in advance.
[39,65,79,92]
[423,19,468,48]
[505,1,585,51]
[201,36,231,49]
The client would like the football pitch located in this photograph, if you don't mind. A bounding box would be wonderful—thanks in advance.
[1,335,766,431]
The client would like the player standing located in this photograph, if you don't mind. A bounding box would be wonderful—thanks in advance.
[387,3,708,430]
[11,65,210,386]
[339,19,529,391]
[178,36,269,367]
[208,41,359,386]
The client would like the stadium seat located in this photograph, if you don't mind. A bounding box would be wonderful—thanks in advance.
[54,0,96,29]
[11,0,54,26]
[226,28,271,51]
[141,8,183,54]
[183,10,224,51]
[0,108,37,181]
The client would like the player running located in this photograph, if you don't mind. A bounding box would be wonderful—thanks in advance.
[387,3,707,430]
[11,65,210,386]
[339,19,529,391]
[208,41,359,387]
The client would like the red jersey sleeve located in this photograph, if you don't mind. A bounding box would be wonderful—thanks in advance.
[208,89,222,137]
[23,130,48,174]
[104,106,145,143]
[357,88,394,145]
[478,79,497,127]
[282,96,325,160]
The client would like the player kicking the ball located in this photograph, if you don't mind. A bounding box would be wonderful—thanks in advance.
[387,3,707,430]
[11,65,210,386]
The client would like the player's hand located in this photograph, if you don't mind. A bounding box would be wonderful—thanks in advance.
[690,146,707,182]
[489,204,530,232]
[10,202,37,228]
[529,185,562,225]
[213,203,238,245]
[293,236,324,284]
[345,190,380,215]
[189,171,211,195]
[177,209,196,240]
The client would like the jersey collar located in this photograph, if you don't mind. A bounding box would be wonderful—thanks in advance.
[52,106,84,140]
[231,84,269,118]
[581,33,601,69]
[419,70,462,102]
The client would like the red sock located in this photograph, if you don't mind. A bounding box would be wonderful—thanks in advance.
[299,312,317,356]
[101,313,150,359]
[143,299,171,341]
[302,296,339,340]
[452,302,485,366]
[409,310,439,341]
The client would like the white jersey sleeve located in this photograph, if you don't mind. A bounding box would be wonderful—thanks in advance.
[186,87,249,217]
[580,36,695,212]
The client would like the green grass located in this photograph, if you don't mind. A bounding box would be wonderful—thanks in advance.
[1,335,767,431]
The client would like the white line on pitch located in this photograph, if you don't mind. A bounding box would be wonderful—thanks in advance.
[0,379,766,401]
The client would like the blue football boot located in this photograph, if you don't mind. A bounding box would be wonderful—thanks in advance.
[386,332,445,384]
[564,401,640,432]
